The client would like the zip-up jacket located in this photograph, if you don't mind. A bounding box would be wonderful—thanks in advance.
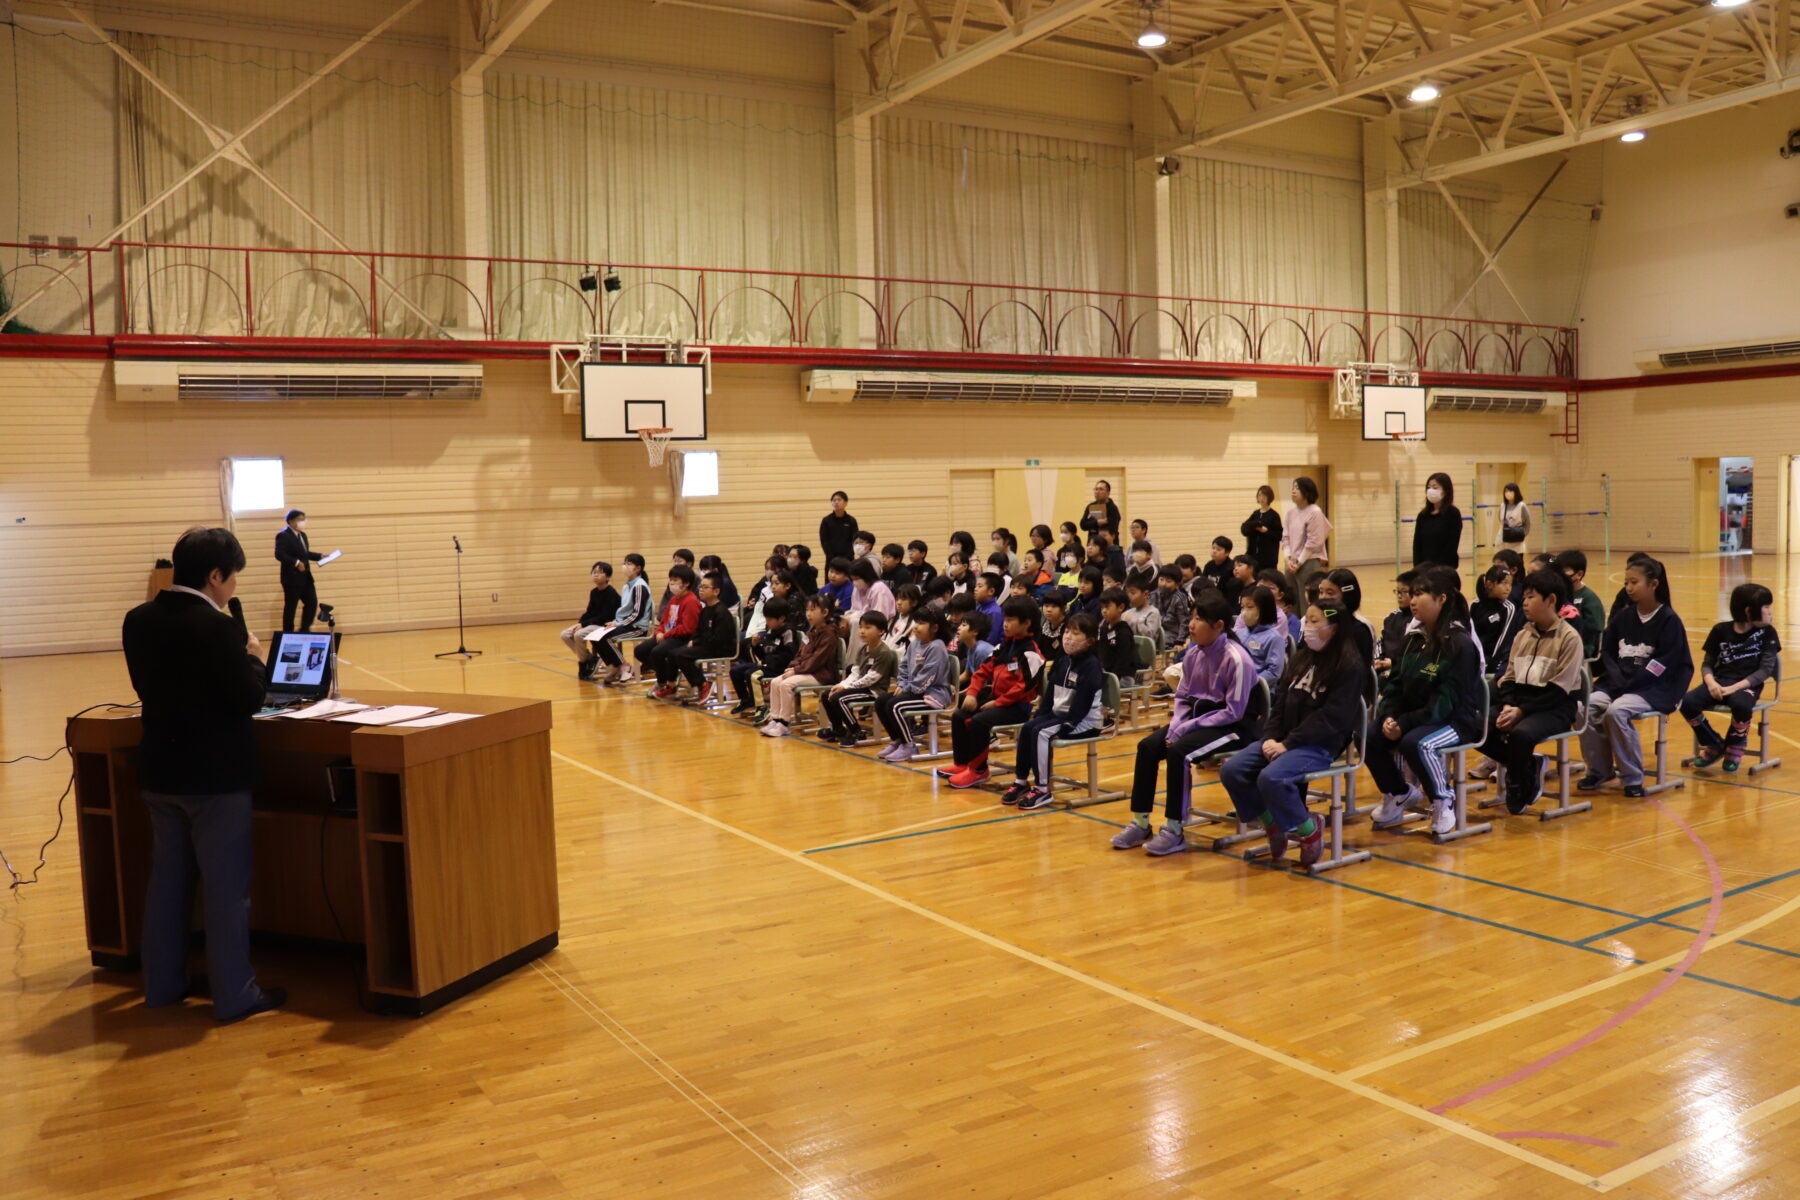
[1471,595,1523,667]
[1570,586,1605,658]
[1168,635,1257,742]
[964,632,1046,709]
[789,626,842,684]
[1379,622,1484,737]
[1152,586,1189,648]
[896,637,953,706]
[1599,604,1693,711]
[1265,652,1364,757]
[614,575,653,633]
[689,602,736,659]
[1238,621,1288,687]
[1378,608,1412,663]
[1096,618,1138,679]
[753,624,803,676]
[1035,649,1103,731]
[1497,618,1584,717]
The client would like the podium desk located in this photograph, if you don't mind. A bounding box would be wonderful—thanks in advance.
[68,691,558,1016]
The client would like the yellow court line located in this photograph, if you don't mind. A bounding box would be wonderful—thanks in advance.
[1595,1077,1800,1190]
[809,802,1010,848]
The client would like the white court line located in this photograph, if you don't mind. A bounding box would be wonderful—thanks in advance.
[803,802,1009,851]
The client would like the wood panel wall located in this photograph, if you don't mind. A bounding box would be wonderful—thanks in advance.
[0,356,1595,655]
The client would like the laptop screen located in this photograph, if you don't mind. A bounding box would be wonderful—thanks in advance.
[264,631,337,699]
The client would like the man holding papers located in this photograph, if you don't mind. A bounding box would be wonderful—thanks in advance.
[274,509,340,633]
[560,561,622,680]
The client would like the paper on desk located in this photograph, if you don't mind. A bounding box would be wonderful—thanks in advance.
[331,705,438,726]
[319,549,343,566]
[390,711,480,728]
[281,699,369,719]
[582,624,617,642]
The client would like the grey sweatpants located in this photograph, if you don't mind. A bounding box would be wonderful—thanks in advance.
[1577,689,1661,786]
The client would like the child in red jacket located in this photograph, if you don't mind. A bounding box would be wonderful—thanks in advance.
[638,565,701,695]
[938,596,1048,789]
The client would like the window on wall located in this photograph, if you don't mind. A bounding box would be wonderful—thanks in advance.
[226,457,286,514]
[679,451,719,498]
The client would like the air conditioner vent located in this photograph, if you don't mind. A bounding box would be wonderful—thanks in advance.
[803,370,1255,407]
[1658,340,1800,368]
[1426,387,1564,415]
[113,361,483,402]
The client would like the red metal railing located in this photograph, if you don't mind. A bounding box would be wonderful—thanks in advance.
[0,239,1579,380]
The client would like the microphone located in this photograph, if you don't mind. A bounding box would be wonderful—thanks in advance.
[453,535,462,553]
[227,596,248,637]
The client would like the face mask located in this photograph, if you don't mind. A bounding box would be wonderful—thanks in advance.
[1425,487,1444,503]
[296,521,307,531]
[1303,627,1331,650]
[1061,631,1084,654]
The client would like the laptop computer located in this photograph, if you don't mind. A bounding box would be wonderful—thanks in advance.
[263,630,340,706]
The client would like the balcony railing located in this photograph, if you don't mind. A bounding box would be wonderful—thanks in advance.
[0,240,1577,380]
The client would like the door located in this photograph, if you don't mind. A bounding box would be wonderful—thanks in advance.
[992,467,1098,546]
[1692,458,1721,553]
[1270,465,1330,564]
[948,470,994,549]
[1475,461,1526,555]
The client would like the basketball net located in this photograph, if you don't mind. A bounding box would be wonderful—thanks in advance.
[638,427,675,467]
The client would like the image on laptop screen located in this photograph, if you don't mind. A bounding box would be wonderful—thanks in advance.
[265,631,336,697]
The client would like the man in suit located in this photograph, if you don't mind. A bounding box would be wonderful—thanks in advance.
[274,508,322,632]
[122,527,285,1023]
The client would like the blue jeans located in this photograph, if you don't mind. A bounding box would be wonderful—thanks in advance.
[141,789,264,1019]
[1220,742,1335,832]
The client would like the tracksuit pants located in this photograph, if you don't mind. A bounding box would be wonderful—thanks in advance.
[951,702,1033,767]
[875,692,945,747]
[1367,722,1474,803]
[1129,719,1258,821]
[1013,713,1101,785]
[1478,697,1578,808]
[822,687,880,737]
[593,626,645,669]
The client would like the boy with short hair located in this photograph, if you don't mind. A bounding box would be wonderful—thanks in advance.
[1555,550,1606,658]
[1480,569,1585,813]
[730,596,800,717]
[944,553,973,597]
[1128,519,1161,567]
[639,565,701,698]
[820,611,900,745]
[760,596,843,738]
[1203,537,1240,605]
[954,615,995,674]
[1102,565,1126,593]
[1003,613,1106,811]
[905,540,938,587]
[1096,586,1138,680]
[1054,546,1083,589]
[853,532,880,573]
[1128,540,1156,574]
[668,572,735,704]
[1123,574,1163,648]
[1152,565,1190,651]
[973,572,1005,642]
[1041,590,1070,665]
[1373,570,1419,672]
[940,597,1048,789]
[880,543,913,589]
[1018,548,1053,598]
[1229,554,1258,604]
[786,544,819,595]
[597,553,654,684]
[561,560,621,681]
[821,557,856,613]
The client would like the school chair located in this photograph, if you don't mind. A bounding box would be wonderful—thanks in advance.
[790,639,853,731]
[1231,703,1371,874]
[1682,663,1783,777]
[1047,673,1125,808]
[687,613,740,710]
[1181,679,1271,830]
[1537,665,1594,821]
[1117,635,1160,727]
[915,657,964,761]
[1373,682,1493,843]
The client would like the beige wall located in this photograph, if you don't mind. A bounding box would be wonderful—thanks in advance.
[0,355,1583,656]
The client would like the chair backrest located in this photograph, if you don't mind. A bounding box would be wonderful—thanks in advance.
[837,635,851,671]
[1769,659,1783,704]
[1101,671,1122,714]
[1247,677,1271,724]
[1572,662,1593,734]
[1345,699,1368,767]
[1133,635,1156,669]
[944,652,962,693]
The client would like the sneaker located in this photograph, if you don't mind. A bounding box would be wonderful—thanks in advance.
[1401,785,1428,813]
[1577,772,1615,791]
[1722,757,1743,774]
[876,742,903,761]
[1430,799,1457,836]
[1262,821,1289,864]
[1622,783,1646,798]
[838,730,864,747]
[1688,744,1725,770]
[1143,822,1190,856]
[1370,795,1412,828]
[651,684,676,701]
[1017,786,1056,811]
[577,660,595,681]
[1468,757,1497,780]
[760,721,789,738]
[936,764,959,778]
[816,727,840,740]
[948,765,989,790]
[217,986,287,1025]
[1296,823,1324,870]
[1110,822,1152,849]
[887,744,915,763]
[1000,781,1032,806]
[729,700,754,715]
[695,682,715,706]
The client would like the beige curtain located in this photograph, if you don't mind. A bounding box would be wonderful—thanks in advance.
[874,116,1133,357]
[117,34,454,338]
[485,72,838,346]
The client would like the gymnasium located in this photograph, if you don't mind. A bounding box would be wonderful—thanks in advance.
[2,0,1799,1194]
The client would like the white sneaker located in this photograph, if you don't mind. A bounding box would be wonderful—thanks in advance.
[1430,799,1457,836]
[760,721,789,738]
[1402,785,1428,812]
[1371,795,1411,828]
[1469,758,1497,780]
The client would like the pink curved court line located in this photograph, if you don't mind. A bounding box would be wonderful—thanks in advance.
[1431,796,1726,1115]
[1497,1131,1621,1147]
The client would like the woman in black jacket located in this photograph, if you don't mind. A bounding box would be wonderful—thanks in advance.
[1411,472,1463,570]
[1240,485,1283,571]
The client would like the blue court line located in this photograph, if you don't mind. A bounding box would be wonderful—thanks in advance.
[1575,865,1800,945]
[1669,771,1800,799]
[1057,811,1795,1008]
[804,811,1047,853]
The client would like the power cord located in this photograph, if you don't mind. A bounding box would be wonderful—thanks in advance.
[1,702,139,891]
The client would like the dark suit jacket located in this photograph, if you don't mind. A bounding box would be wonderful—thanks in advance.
[274,526,321,589]
[122,590,268,794]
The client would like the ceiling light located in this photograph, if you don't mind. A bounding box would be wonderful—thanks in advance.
[1620,130,1647,143]
[1409,82,1441,103]
[1710,0,1751,8]
[1137,20,1167,48]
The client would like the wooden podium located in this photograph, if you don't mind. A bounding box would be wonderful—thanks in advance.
[67,691,558,1016]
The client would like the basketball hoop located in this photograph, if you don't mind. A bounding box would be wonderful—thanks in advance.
[1387,430,1425,443]
[638,427,675,467]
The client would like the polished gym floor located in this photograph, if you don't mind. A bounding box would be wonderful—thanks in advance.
[4,552,1799,1198]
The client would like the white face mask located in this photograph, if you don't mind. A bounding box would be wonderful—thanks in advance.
[1425,487,1444,504]
[1061,631,1085,654]
[1302,627,1332,650]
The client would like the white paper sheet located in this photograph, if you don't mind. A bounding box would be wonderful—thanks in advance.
[280,699,370,720]
[319,549,343,566]
[331,705,439,726]
[582,624,617,642]
[389,711,480,728]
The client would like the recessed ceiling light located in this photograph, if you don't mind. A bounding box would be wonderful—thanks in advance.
[1409,82,1441,103]
[1620,130,1647,143]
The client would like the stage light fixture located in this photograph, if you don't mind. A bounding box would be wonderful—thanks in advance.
[603,267,622,294]
[578,270,598,293]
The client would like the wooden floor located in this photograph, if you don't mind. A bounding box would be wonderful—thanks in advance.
[6,552,1800,1198]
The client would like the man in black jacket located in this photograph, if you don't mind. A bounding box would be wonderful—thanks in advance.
[819,491,858,567]
[274,509,323,632]
[121,527,285,1023]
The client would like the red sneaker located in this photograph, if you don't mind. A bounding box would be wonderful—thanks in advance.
[1296,823,1324,871]
[651,684,676,701]
[695,682,715,706]
[949,765,990,790]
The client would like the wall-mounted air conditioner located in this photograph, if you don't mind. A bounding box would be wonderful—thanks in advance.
[802,370,1256,407]
[1633,337,1800,371]
[113,361,484,403]
[1426,387,1566,415]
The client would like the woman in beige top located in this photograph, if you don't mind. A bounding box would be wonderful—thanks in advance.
[1282,476,1332,593]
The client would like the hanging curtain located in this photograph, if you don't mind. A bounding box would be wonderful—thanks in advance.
[485,72,838,346]
[118,34,454,338]
[873,116,1133,357]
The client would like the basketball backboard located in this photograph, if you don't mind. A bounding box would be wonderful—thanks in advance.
[580,362,708,442]
[1362,384,1427,442]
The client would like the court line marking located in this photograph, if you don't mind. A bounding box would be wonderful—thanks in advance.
[1431,796,1725,1114]
[1595,1078,1800,1190]
[804,811,1045,853]
[536,748,1598,1188]
[530,961,815,1187]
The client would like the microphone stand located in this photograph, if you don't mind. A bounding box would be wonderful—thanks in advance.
[436,535,482,659]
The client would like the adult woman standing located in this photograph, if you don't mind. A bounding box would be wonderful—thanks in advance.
[1411,472,1463,570]
[1498,482,1531,550]
[1282,477,1331,593]
[1241,485,1282,571]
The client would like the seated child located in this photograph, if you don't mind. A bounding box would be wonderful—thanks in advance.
[1054,546,1083,590]
[875,607,955,762]
[730,595,802,717]
[886,584,922,649]
[938,597,1047,789]
[1373,570,1419,673]
[1577,556,1692,797]
[1070,568,1104,620]
[1554,550,1606,658]
[637,565,700,695]
[1680,582,1778,772]
[1003,613,1106,811]
[819,611,899,746]
[1152,565,1190,651]
[1123,572,1163,649]
[906,540,938,587]
[1470,564,1524,670]
[943,552,974,597]
[1041,590,1070,665]
[665,572,736,704]
[880,543,913,589]
[1480,569,1584,813]
[820,557,855,612]
[561,560,621,681]
[1018,548,1054,598]
[1095,586,1139,680]
[973,572,1005,642]
[1111,592,1260,857]
[1202,536,1239,604]
[760,595,843,738]
[595,553,655,683]
[785,544,819,595]
[953,614,995,674]
[1238,585,1289,686]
